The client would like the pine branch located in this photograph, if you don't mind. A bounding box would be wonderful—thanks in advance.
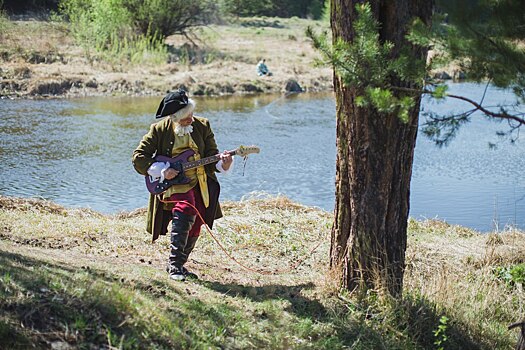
[445,93,525,125]
[391,86,525,125]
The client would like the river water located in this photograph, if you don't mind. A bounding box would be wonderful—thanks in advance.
[0,83,524,232]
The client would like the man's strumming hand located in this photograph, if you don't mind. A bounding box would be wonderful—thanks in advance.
[164,168,179,180]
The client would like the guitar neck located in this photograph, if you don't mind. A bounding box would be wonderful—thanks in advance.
[182,150,236,171]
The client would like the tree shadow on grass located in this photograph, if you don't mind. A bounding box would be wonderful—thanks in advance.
[199,280,325,319]
[0,250,123,345]
[0,249,198,349]
[200,279,393,347]
[199,279,367,347]
[200,278,505,349]
[399,294,482,350]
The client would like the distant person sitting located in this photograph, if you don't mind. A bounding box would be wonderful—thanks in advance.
[256,59,272,76]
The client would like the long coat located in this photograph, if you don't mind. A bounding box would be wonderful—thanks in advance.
[132,116,223,242]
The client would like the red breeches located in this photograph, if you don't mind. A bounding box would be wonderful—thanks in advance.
[168,186,205,237]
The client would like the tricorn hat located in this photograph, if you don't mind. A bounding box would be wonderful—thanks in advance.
[155,89,195,120]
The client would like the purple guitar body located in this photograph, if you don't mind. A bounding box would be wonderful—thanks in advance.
[144,145,260,195]
[145,149,205,195]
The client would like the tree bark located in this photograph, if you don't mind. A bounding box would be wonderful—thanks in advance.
[329,0,433,297]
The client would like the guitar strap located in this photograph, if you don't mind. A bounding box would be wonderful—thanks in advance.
[196,166,209,208]
[189,137,210,208]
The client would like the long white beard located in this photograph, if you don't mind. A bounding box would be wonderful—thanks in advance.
[174,123,193,137]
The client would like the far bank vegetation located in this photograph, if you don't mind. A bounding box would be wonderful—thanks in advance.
[0,0,334,97]
[3,0,327,65]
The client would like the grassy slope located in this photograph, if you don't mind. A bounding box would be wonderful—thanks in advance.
[0,196,524,349]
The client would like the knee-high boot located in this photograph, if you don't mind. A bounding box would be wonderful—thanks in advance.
[180,236,200,279]
[182,236,199,264]
[168,211,195,280]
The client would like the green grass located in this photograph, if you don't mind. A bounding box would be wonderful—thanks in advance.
[0,195,523,349]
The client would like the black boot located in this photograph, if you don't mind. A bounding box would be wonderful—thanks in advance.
[181,236,199,279]
[168,211,195,281]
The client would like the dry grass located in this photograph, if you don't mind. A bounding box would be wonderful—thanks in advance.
[0,195,69,214]
[0,194,332,289]
[0,20,72,55]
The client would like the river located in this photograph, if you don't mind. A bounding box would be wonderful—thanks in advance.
[0,82,524,232]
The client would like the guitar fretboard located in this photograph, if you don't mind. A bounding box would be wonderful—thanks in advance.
[182,151,237,170]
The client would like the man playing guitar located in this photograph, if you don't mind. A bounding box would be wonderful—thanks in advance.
[133,89,233,281]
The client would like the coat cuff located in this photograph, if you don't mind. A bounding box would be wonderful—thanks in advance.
[148,162,171,182]
[216,158,234,174]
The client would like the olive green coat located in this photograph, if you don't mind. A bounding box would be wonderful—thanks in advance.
[132,116,223,242]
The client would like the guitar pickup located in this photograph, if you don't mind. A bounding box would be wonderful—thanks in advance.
[169,161,184,172]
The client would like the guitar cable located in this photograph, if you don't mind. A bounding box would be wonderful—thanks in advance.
[159,198,325,275]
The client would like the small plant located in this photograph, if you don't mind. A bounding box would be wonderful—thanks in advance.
[1,272,10,284]
[179,47,190,66]
[494,263,525,288]
[204,51,216,65]
[486,233,504,246]
[106,327,136,349]
[434,315,449,350]
[74,316,87,332]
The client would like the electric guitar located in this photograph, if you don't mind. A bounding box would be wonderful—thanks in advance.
[145,145,260,195]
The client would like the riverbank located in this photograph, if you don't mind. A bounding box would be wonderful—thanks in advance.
[0,195,523,349]
[0,16,334,99]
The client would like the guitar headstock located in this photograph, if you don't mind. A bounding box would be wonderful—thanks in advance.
[235,145,260,157]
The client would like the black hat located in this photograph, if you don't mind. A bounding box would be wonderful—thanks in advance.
[155,89,194,119]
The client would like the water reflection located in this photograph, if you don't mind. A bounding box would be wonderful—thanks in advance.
[0,85,523,232]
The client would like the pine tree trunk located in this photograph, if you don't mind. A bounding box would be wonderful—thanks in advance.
[329,0,433,297]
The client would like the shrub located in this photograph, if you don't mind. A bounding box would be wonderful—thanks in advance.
[57,0,216,64]
[123,0,219,38]
[58,0,133,50]
[59,0,214,64]
[220,0,274,17]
